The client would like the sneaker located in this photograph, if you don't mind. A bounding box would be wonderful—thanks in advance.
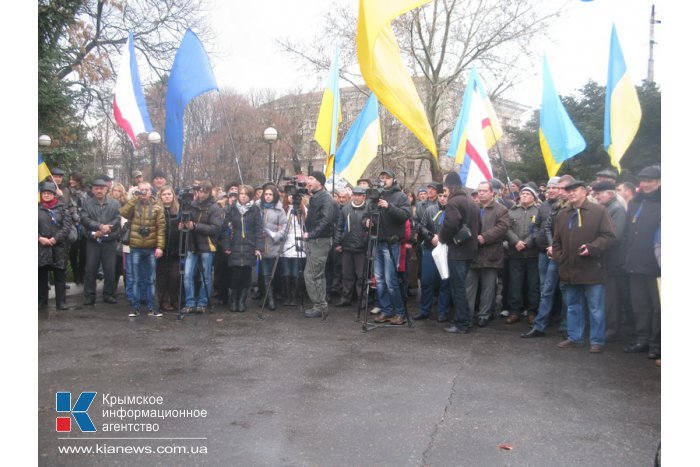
[194,306,206,314]
[390,315,407,325]
[500,310,509,317]
[128,309,139,318]
[443,325,472,334]
[181,307,194,314]
[149,310,163,317]
[304,308,322,318]
[370,306,382,315]
[557,339,583,349]
[374,313,393,323]
[589,344,604,353]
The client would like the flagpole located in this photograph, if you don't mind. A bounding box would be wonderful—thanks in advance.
[487,125,515,200]
[216,92,244,183]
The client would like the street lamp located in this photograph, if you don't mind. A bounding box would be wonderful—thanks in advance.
[39,134,52,148]
[148,131,161,179]
[263,127,278,181]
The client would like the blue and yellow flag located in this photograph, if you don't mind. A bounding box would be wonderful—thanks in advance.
[334,93,382,184]
[38,153,51,183]
[604,24,641,172]
[539,55,586,177]
[357,0,437,160]
[315,46,342,178]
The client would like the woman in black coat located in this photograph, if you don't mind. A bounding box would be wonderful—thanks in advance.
[222,185,263,312]
[39,182,72,310]
[156,185,182,311]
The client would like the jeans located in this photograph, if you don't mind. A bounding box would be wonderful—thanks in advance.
[419,247,451,318]
[184,252,214,308]
[533,253,561,332]
[131,248,156,311]
[260,257,275,277]
[566,283,606,346]
[374,242,405,317]
[448,259,472,328]
[281,257,305,278]
[123,251,135,304]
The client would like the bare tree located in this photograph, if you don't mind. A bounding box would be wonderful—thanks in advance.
[279,0,564,180]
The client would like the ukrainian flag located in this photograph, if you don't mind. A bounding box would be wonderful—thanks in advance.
[334,93,381,184]
[314,46,342,178]
[539,55,586,177]
[604,24,642,172]
[38,153,51,183]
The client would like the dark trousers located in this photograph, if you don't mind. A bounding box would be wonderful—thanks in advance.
[69,237,86,283]
[84,240,117,301]
[230,266,253,289]
[507,257,540,315]
[214,250,231,302]
[629,274,661,352]
[39,266,66,304]
[341,249,365,302]
[448,259,472,329]
[157,257,181,308]
[605,274,624,338]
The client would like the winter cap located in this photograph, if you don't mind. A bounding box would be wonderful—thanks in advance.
[309,171,326,185]
[443,172,463,188]
[546,176,560,187]
[638,165,661,179]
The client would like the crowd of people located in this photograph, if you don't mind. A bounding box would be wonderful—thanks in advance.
[38,164,661,359]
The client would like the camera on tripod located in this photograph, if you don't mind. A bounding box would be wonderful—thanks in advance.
[177,187,197,226]
[365,179,386,203]
[282,176,309,209]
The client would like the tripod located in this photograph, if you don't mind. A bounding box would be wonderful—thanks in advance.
[258,201,307,320]
[176,214,211,321]
[358,206,413,332]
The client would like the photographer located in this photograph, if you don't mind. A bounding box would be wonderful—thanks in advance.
[363,170,412,325]
[120,182,166,317]
[178,181,225,313]
[302,171,335,318]
[334,186,369,307]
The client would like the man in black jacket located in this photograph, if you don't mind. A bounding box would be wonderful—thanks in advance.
[334,187,369,307]
[622,166,661,359]
[179,181,225,313]
[303,171,335,318]
[80,179,121,305]
[364,170,412,325]
[439,172,480,333]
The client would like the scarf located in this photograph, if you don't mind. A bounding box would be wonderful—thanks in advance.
[237,200,253,216]
[262,201,276,210]
[41,198,59,210]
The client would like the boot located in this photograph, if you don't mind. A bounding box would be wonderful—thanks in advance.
[229,288,240,312]
[263,275,276,310]
[238,289,248,312]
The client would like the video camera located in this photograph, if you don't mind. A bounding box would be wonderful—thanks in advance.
[177,186,198,224]
[365,179,386,202]
[282,177,309,197]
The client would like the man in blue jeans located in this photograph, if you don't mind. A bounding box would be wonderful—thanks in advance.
[551,180,615,353]
[364,170,412,325]
[120,182,166,317]
[179,181,225,313]
[438,172,480,334]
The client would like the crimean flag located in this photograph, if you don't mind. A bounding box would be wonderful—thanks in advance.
[539,55,586,178]
[113,32,153,148]
[333,93,382,184]
[357,0,437,160]
[314,46,342,178]
[604,24,642,172]
[447,67,502,165]
[446,68,495,189]
[165,29,219,165]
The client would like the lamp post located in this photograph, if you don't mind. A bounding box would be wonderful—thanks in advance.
[39,134,52,148]
[263,127,278,181]
[148,131,161,179]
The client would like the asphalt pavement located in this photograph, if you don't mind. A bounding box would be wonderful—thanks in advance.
[38,288,660,466]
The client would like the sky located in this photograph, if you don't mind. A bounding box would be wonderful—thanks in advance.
[206,0,665,110]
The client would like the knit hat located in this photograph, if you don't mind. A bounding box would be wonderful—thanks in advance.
[39,182,57,194]
[443,172,462,188]
[310,171,326,185]
[520,185,538,198]
[547,176,560,187]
